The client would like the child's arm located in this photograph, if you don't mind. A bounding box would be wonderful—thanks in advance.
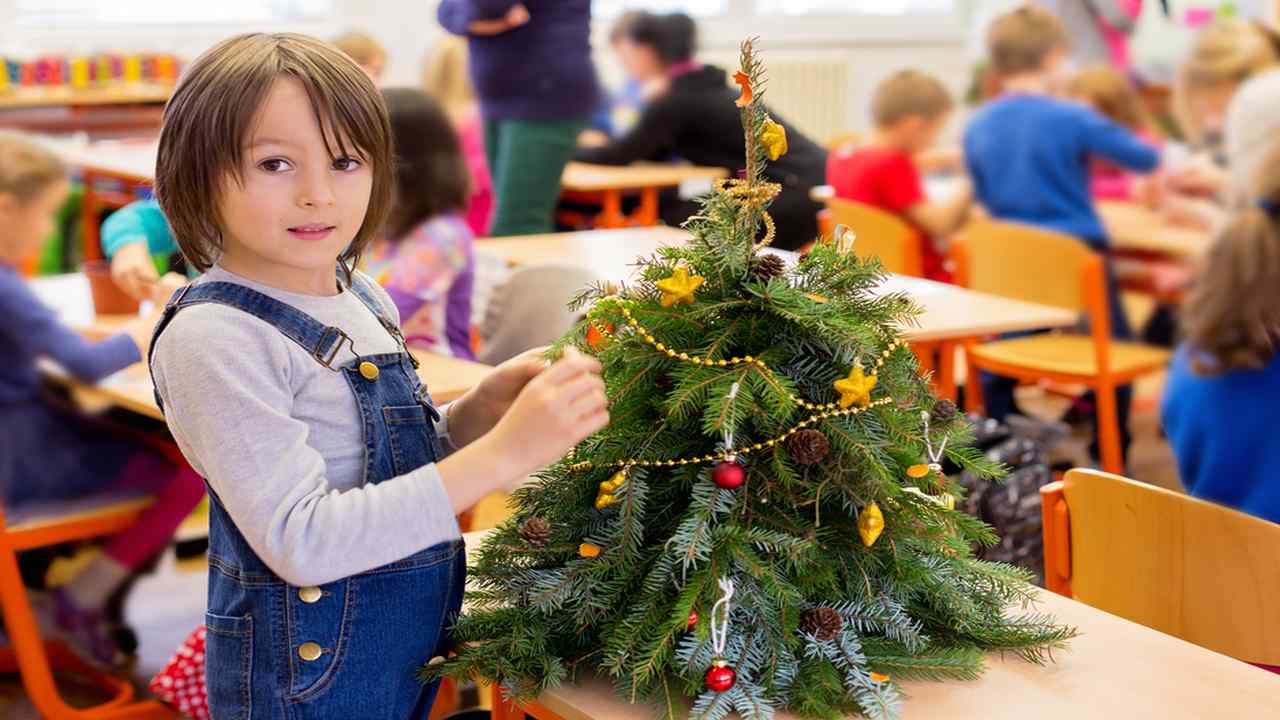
[1,271,168,382]
[437,1,527,36]
[903,180,974,238]
[1080,110,1161,173]
[152,317,606,588]
[103,200,179,302]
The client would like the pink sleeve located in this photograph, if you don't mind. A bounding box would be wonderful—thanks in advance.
[457,113,493,236]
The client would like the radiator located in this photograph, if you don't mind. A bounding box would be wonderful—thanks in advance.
[704,50,850,146]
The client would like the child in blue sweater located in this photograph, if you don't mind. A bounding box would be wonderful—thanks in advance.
[964,6,1160,465]
[1162,154,1280,525]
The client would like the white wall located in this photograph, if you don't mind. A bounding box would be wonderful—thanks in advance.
[0,0,973,137]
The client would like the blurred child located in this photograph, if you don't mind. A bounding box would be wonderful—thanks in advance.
[422,36,493,236]
[1162,144,1280,525]
[827,69,973,281]
[102,199,187,301]
[148,34,606,718]
[964,5,1160,466]
[0,133,201,665]
[1067,65,1160,201]
[332,30,387,83]
[583,10,648,145]
[366,88,477,359]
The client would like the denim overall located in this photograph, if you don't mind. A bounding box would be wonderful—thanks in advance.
[149,273,465,719]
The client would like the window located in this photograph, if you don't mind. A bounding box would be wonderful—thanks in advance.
[755,0,954,13]
[17,0,331,26]
[593,0,730,18]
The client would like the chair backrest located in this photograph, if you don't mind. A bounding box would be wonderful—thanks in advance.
[952,219,1101,313]
[477,263,600,365]
[824,198,924,276]
[1042,469,1280,665]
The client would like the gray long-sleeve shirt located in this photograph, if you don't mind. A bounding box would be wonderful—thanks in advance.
[151,266,460,587]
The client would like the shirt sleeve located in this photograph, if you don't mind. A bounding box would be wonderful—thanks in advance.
[1079,109,1160,173]
[151,309,460,587]
[574,100,680,166]
[101,200,178,259]
[0,275,140,381]
[880,154,927,213]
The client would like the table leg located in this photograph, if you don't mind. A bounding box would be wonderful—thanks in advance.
[81,170,102,263]
[937,341,958,402]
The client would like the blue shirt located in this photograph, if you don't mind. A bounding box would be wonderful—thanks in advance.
[1162,346,1280,525]
[964,94,1159,248]
[100,199,177,259]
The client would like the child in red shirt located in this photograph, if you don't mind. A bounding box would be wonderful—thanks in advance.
[827,70,972,281]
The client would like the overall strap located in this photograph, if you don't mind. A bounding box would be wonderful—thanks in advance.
[146,282,356,413]
[343,269,419,368]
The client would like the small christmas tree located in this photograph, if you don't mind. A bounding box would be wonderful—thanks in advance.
[430,40,1072,720]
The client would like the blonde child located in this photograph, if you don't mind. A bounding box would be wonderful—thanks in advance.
[147,34,607,718]
[827,69,972,282]
[1163,143,1280,527]
[0,134,200,665]
[331,30,387,83]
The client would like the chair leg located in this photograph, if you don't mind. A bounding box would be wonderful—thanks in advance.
[963,347,985,415]
[1094,381,1125,475]
[0,542,175,719]
[936,341,958,402]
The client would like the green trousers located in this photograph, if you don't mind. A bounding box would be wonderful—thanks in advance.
[483,118,584,236]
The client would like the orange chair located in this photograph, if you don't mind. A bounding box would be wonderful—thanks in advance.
[823,198,925,277]
[952,220,1169,474]
[1041,469,1280,667]
[0,496,176,719]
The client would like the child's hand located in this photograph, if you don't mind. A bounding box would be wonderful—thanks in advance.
[483,347,608,478]
[110,243,161,301]
[150,273,187,306]
[450,346,551,448]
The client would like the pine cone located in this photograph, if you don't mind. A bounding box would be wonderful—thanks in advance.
[787,429,830,465]
[800,607,843,641]
[931,398,958,423]
[750,253,787,281]
[519,517,551,548]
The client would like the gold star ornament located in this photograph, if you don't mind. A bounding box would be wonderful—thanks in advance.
[656,265,705,308]
[761,118,788,161]
[833,366,877,409]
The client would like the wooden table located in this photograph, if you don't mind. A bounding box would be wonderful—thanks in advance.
[30,274,494,422]
[458,532,1280,720]
[477,226,692,284]
[1097,201,1211,259]
[560,162,728,229]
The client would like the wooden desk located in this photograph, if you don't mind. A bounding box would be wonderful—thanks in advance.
[30,274,493,421]
[560,162,728,229]
[458,531,1280,720]
[477,226,692,284]
[1097,201,1211,259]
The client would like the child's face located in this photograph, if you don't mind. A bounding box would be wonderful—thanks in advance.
[0,180,69,265]
[1191,81,1238,140]
[217,77,373,290]
[616,38,663,83]
[892,113,949,154]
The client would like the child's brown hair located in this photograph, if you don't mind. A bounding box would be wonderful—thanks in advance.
[870,70,953,127]
[986,5,1069,77]
[1068,65,1150,131]
[1181,143,1280,375]
[0,132,66,203]
[381,88,470,241]
[155,33,394,274]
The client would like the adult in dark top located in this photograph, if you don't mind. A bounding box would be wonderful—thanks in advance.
[576,12,827,251]
[438,1,601,236]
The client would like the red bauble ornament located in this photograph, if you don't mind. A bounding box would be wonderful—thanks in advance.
[687,609,699,631]
[705,660,736,693]
[712,459,745,489]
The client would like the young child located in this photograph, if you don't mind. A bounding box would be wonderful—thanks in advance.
[365,88,476,359]
[147,34,608,718]
[1162,146,1280,526]
[421,36,493,236]
[331,29,387,83]
[1066,65,1159,201]
[0,133,201,664]
[103,198,187,302]
[826,69,973,281]
[963,6,1160,465]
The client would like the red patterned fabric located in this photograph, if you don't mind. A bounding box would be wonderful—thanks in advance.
[148,625,209,720]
